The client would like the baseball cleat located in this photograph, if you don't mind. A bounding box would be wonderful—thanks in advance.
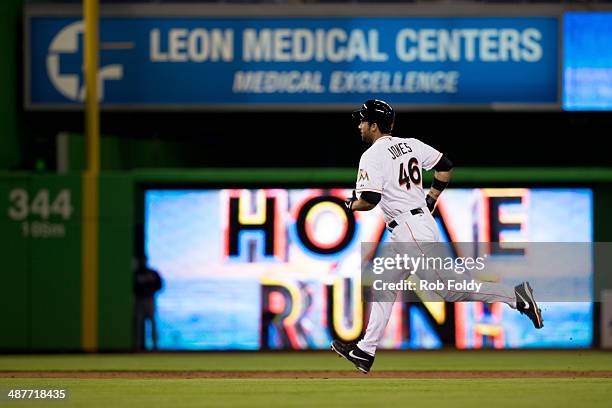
[331,340,374,374]
[515,281,544,329]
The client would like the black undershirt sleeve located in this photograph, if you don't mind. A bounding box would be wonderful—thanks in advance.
[433,155,453,172]
[360,191,381,205]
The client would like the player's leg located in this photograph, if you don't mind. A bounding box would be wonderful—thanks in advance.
[422,268,517,307]
[411,213,543,328]
[356,299,395,355]
[331,217,419,372]
[146,298,159,350]
[355,213,436,356]
[332,274,397,372]
[134,297,145,351]
[407,211,517,306]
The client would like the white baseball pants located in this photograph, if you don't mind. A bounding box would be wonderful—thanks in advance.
[357,208,517,356]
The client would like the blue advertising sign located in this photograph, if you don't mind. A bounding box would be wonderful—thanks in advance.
[27,15,559,109]
[564,12,612,111]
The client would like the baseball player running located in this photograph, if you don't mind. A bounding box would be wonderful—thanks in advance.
[331,99,544,374]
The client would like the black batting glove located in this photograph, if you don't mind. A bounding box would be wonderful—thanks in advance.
[345,190,358,212]
[425,193,438,214]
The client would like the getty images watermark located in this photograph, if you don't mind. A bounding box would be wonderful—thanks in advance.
[370,251,487,293]
[360,242,603,303]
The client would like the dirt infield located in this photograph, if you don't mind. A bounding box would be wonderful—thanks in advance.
[2,371,612,379]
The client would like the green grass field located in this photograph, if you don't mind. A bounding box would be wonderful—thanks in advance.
[1,350,612,372]
[1,351,611,407]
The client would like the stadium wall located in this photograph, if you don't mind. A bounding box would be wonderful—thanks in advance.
[0,172,132,351]
[1,168,612,351]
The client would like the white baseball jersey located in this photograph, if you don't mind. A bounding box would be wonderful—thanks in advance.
[354,136,518,357]
[355,135,442,223]
[356,135,516,356]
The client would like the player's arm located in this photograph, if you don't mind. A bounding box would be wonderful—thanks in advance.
[351,150,383,212]
[346,190,380,212]
[425,155,453,213]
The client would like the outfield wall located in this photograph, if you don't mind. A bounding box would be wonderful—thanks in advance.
[1,168,611,351]
[0,172,132,351]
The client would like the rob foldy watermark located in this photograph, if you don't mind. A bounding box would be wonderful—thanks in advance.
[360,242,601,303]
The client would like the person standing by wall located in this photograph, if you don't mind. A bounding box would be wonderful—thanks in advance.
[134,256,163,351]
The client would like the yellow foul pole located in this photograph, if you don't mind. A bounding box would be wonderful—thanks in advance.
[81,0,100,352]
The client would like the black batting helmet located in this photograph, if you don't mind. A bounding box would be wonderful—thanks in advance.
[352,99,395,133]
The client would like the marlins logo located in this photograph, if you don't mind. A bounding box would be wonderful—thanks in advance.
[358,169,369,182]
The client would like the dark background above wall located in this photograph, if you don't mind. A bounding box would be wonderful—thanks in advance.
[21,110,612,170]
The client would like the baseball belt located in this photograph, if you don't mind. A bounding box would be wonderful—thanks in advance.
[386,208,424,232]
